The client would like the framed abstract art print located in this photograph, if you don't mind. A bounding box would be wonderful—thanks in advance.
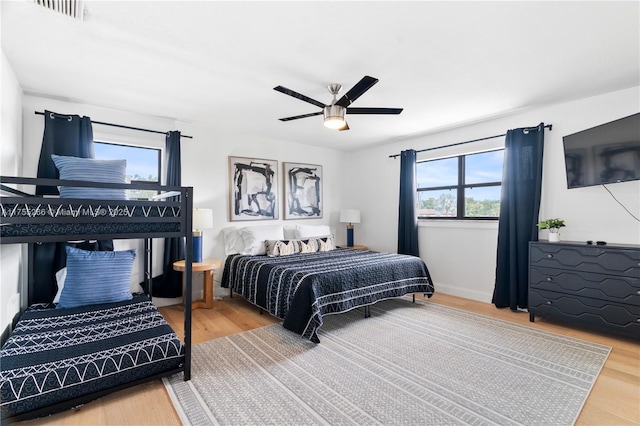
[229,156,279,221]
[283,162,322,219]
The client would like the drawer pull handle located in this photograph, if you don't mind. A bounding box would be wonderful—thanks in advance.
[547,254,553,259]
[546,301,552,305]
[546,277,553,282]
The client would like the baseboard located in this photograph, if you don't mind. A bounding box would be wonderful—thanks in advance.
[434,283,493,304]
[152,297,182,308]
[214,282,225,300]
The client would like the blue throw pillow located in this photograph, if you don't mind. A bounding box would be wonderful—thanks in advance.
[57,246,136,309]
[51,154,128,200]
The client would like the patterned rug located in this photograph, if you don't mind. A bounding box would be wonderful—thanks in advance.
[164,298,610,425]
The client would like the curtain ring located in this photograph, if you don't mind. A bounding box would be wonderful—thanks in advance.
[523,129,530,134]
[49,112,73,122]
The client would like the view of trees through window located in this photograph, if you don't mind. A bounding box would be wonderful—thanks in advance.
[94,141,161,200]
[416,149,503,218]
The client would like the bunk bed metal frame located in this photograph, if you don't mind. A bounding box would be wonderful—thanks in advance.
[0,176,193,421]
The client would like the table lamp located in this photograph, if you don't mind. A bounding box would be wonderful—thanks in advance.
[192,208,213,263]
[340,209,361,247]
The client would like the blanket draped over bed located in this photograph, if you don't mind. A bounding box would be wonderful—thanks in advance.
[0,294,184,419]
[221,248,434,342]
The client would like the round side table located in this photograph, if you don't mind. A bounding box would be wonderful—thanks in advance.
[173,259,222,310]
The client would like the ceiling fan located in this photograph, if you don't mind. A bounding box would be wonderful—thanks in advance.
[274,75,403,131]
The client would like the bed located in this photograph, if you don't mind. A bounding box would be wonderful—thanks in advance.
[221,228,434,342]
[0,176,194,421]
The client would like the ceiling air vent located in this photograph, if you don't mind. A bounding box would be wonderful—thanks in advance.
[33,0,85,21]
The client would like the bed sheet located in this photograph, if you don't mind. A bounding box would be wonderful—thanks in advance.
[221,248,434,342]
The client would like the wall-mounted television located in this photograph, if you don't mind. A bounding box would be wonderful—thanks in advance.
[562,113,640,189]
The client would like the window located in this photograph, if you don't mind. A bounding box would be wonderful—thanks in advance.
[416,149,504,219]
[94,141,161,200]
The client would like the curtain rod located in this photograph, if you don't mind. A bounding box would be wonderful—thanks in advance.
[35,111,193,139]
[389,124,552,159]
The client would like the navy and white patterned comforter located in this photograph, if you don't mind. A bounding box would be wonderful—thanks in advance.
[0,294,184,419]
[221,248,434,342]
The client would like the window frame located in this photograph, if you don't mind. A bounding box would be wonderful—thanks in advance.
[416,148,504,220]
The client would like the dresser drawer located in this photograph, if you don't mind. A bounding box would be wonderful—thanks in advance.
[529,289,640,339]
[530,267,640,306]
[530,243,640,278]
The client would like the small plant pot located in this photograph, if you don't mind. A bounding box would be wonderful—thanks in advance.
[548,232,561,242]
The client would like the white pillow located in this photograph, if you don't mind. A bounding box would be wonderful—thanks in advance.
[283,225,297,240]
[222,226,246,255]
[294,224,331,239]
[239,225,285,255]
[53,267,67,303]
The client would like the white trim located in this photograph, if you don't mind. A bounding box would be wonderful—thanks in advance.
[418,220,498,230]
[433,282,493,304]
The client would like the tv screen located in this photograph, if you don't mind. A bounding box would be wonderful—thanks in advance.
[563,113,640,189]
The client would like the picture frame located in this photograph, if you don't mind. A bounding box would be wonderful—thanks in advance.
[228,156,279,221]
[283,162,323,220]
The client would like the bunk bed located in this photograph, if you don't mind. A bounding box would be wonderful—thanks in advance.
[0,176,194,421]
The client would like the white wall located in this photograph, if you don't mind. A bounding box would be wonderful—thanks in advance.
[345,86,640,303]
[0,50,24,334]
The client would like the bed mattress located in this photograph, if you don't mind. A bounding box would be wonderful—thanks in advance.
[0,294,184,419]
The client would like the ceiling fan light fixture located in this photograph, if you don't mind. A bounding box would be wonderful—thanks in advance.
[323,105,346,129]
[275,76,401,131]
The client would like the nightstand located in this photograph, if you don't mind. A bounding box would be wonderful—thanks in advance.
[338,245,368,251]
[173,259,222,310]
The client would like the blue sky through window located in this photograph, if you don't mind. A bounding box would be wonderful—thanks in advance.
[465,150,503,184]
[417,149,504,202]
[417,157,457,187]
[94,142,160,182]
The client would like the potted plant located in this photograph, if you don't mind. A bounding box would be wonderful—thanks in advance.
[537,218,565,242]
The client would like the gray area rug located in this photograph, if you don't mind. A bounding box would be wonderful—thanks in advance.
[164,298,610,425]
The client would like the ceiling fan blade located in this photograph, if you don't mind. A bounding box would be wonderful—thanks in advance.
[338,122,350,131]
[278,111,323,122]
[346,107,403,115]
[274,86,326,109]
[335,76,379,107]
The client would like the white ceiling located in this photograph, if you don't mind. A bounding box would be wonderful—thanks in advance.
[2,1,639,151]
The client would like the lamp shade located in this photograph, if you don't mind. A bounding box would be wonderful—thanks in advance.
[340,209,361,224]
[193,208,213,231]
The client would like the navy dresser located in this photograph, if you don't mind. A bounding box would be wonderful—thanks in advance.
[529,241,640,340]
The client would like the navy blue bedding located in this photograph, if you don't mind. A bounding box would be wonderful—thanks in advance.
[221,248,434,342]
[0,294,184,419]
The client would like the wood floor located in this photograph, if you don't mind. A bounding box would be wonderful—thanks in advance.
[18,293,639,426]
